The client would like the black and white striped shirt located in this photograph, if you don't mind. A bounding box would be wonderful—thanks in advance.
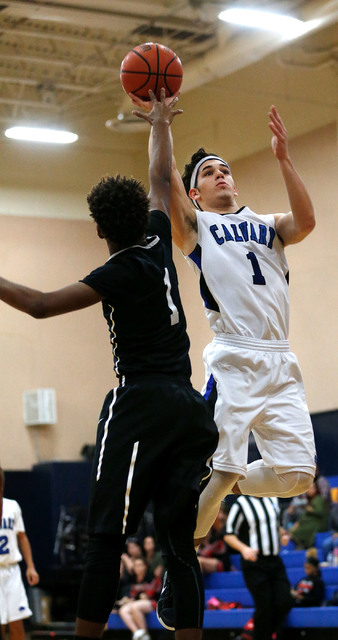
[225,496,280,556]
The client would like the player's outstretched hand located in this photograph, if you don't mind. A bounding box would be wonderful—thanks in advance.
[133,88,182,127]
[129,89,180,113]
[268,105,290,162]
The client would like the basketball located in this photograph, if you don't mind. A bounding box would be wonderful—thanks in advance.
[120,42,183,101]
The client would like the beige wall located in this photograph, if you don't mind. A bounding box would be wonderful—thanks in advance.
[0,121,336,469]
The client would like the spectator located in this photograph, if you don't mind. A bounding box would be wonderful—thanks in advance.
[142,536,164,577]
[291,556,325,606]
[321,502,338,564]
[224,495,293,640]
[314,467,332,505]
[121,538,144,576]
[289,481,329,549]
[197,507,230,574]
[118,538,144,599]
[0,469,40,640]
[282,494,308,531]
[282,467,331,532]
[114,556,162,640]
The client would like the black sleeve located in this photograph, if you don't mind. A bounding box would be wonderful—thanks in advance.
[148,209,172,248]
[80,260,130,299]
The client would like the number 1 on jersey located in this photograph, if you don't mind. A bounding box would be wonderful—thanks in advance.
[164,268,179,325]
[246,251,266,285]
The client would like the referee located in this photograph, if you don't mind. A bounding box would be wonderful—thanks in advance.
[224,495,293,640]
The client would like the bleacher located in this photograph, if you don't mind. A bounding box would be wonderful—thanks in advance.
[107,555,338,632]
[107,476,338,636]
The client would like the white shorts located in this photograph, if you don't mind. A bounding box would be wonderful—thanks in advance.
[0,564,32,624]
[203,334,317,479]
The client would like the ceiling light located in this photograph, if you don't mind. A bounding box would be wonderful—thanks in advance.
[4,126,78,144]
[218,8,318,40]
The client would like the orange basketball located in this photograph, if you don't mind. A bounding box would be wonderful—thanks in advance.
[120,42,183,101]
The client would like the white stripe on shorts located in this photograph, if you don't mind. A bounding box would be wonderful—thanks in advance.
[214,334,290,352]
[122,441,139,535]
[96,388,117,481]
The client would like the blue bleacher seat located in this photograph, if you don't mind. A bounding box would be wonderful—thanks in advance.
[315,531,331,548]
[107,562,338,632]
[204,565,338,590]
[327,475,338,488]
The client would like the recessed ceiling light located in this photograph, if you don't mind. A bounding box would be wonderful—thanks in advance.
[218,8,318,40]
[4,126,78,144]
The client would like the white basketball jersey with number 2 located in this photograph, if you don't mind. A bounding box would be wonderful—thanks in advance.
[186,206,290,341]
[0,498,25,565]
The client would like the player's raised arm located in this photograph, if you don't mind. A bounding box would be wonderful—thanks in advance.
[0,278,102,318]
[269,105,316,246]
[132,88,182,217]
[131,92,198,255]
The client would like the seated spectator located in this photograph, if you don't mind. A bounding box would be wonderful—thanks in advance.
[282,468,331,532]
[113,556,162,640]
[282,494,308,531]
[142,535,164,577]
[289,481,329,549]
[314,466,332,505]
[321,503,338,563]
[197,507,230,574]
[290,556,325,607]
[118,537,144,599]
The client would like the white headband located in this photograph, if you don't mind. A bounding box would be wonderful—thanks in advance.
[189,155,231,191]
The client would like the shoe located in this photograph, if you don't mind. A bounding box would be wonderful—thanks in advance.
[132,630,150,640]
[156,571,175,631]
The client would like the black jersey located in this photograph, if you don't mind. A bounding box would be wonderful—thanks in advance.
[81,210,191,379]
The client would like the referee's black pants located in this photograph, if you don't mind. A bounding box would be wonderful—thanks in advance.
[241,555,293,640]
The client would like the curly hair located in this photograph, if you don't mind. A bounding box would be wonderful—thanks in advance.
[182,147,219,195]
[87,174,150,248]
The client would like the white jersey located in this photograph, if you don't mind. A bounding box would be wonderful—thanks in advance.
[186,206,290,341]
[0,498,25,565]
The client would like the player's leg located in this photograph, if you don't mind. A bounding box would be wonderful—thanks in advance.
[157,492,204,640]
[200,338,258,521]
[75,387,136,638]
[152,382,217,637]
[3,566,32,640]
[233,459,313,497]
[76,532,125,638]
[234,350,316,497]
[7,621,25,640]
[194,469,239,545]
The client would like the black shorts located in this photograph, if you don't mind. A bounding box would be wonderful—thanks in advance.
[87,376,218,537]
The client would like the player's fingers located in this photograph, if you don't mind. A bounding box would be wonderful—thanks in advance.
[169,96,179,107]
[269,107,286,134]
[148,89,157,103]
[172,109,183,118]
[128,92,143,106]
[132,109,150,122]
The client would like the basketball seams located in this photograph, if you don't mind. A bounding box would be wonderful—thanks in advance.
[153,43,160,102]
[164,55,177,94]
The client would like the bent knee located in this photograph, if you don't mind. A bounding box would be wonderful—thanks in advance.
[278,471,314,498]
